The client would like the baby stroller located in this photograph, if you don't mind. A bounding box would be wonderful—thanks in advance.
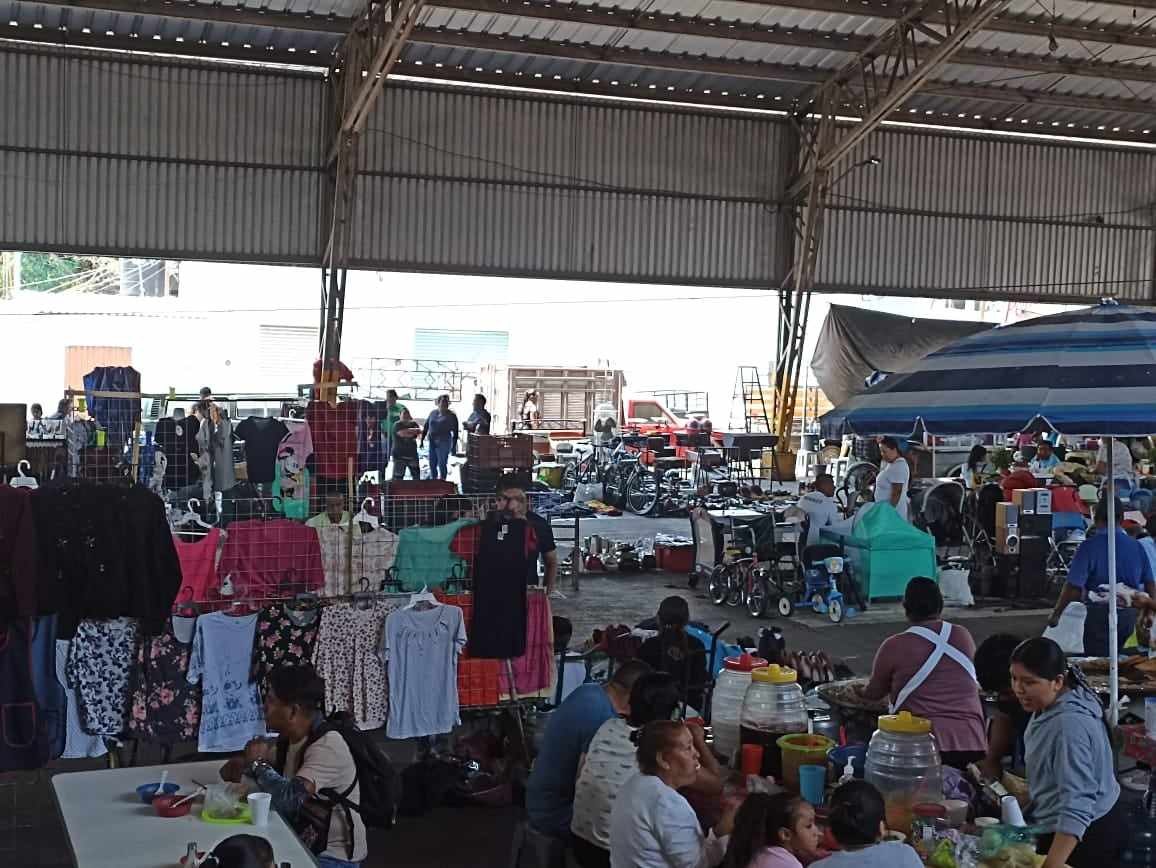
[916,479,966,549]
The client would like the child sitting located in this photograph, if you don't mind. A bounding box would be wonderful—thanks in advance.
[723,793,822,868]
[810,780,922,868]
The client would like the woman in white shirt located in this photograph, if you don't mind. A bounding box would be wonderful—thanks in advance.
[573,675,723,868]
[608,721,736,868]
[872,437,911,521]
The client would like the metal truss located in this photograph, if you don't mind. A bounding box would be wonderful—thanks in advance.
[319,0,426,389]
[772,0,1011,446]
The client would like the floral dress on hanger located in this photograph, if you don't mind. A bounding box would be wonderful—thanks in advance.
[251,603,321,689]
[127,615,201,744]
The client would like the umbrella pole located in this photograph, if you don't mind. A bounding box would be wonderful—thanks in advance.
[1108,439,1119,726]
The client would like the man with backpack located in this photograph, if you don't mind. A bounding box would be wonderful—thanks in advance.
[221,665,394,868]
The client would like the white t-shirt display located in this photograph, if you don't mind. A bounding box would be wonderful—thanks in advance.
[873,458,911,520]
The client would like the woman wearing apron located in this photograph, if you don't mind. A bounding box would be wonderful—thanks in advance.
[857,577,987,769]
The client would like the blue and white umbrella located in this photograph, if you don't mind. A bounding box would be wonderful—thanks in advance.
[820,300,1156,723]
[820,301,1156,439]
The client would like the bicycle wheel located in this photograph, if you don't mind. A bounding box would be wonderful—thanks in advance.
[747,571,770,618]
[624,468,659,516]
[602,463,631,507]
[726,565,745,607]
[707,565,730,606]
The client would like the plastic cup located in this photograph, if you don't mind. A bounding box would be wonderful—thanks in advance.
[799,764,826,806]
[740,744,764,776]
[247,792,272,827]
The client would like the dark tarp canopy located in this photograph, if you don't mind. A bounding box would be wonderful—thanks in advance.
[810,304,993,406]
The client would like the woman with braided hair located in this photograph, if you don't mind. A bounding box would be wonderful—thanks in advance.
[1010,637,1126,868]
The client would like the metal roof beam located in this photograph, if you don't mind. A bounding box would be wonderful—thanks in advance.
[16,0,1156,82]
[0,21,334,64]
[389,60,1156,142]
[432,0,1156,53]
[407,28,1156,98]
[12,0,352,33]
[410,27,832,82]
[424,1,1156,85]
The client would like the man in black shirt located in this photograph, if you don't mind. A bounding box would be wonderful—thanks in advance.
[637,596,708,712]
[464,394,492,437]
[392,409,422,480]
[496,474,558,595]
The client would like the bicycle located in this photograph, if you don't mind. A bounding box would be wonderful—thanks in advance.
[706,524,790,618]
[621,455,692,516]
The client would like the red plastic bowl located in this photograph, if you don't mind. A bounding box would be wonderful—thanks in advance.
[153,794,192,818]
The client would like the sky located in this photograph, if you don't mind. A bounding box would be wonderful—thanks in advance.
[0,259,1069,426]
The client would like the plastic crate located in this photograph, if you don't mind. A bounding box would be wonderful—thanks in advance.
[468,435,534,470]
[656,544,695,573]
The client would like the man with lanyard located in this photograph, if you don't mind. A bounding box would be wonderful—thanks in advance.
[857,577,987,769]
[496,474,560,598]
[221,665,366,868]
[1049,496,1155,657]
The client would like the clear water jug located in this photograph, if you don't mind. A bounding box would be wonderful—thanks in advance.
[740,664,808,780]
[865,711,943,834]
[711,653,766,766]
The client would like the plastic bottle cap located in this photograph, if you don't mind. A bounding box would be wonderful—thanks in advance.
[877,710,933,734]
[751,664,798,684]
[724,653,768,672]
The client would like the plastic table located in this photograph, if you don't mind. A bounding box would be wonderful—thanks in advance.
[51,759,317,867]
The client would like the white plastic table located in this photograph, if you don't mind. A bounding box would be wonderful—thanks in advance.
[51,759,317,868]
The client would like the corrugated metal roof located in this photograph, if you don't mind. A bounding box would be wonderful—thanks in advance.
[3,0,1156,142]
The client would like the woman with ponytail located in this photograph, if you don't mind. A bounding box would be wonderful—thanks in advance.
[1009,637,1126,868]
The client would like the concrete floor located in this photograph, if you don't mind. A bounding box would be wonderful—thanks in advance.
[1,512,1051,868]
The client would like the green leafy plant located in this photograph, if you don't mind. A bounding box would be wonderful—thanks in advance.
[990,446,1013,473]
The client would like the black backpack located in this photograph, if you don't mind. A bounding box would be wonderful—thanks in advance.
[314,711,401,830]
[278,710,401,852]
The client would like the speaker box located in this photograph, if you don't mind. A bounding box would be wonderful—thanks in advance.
[997,522,1020,555]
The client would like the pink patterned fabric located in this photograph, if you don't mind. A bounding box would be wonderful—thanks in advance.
[499,593,553,695]
[218,520,324,599]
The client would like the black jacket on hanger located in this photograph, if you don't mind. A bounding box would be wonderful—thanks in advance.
[31,481,182,635]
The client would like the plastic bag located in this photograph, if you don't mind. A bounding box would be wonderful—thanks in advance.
[573,482,603,504]
[939,569,975,607]
[1042,603,1086,654]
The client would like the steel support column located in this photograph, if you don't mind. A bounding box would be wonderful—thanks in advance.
[772,0,1011,449]
[318,0,425,394]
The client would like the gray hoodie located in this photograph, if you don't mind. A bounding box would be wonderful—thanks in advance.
[1024,686,1119,838]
